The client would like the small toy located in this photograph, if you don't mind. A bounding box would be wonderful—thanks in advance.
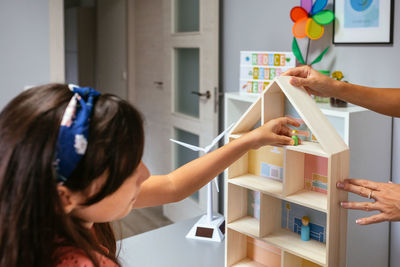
[301,216,311,241]
[292,135,300,146]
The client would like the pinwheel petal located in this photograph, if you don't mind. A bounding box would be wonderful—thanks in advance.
[311,0,328,15]
[293,18,308,38]
[301,0,313,13]
[290,6,309,22]
[306,18,324,40]
[313,10,335,25]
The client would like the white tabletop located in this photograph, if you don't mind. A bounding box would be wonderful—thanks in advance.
[117,216,225,267]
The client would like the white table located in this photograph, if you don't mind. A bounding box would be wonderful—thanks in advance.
[117,216,225,267]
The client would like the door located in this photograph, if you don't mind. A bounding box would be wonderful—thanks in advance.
[96,0,127,99]
[163,0,220,222]
[131,0,220,222]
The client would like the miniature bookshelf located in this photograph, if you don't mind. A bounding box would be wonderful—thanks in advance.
[225,77,349,267]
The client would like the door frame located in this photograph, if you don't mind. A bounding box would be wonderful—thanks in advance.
[49,0,65,83]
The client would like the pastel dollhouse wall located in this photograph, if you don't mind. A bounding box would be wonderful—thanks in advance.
[248,146,284,181]
[304,154,328,194]
[247,237,281,267]
[281,201,327,243]
[284,98,313,141]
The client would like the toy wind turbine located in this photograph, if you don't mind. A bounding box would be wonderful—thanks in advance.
[170,123,234,242]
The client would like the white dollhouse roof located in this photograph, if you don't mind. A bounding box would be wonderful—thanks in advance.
[231,76,348,155]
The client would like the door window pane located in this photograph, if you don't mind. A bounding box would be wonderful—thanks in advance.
[174,128,199,202]
[175,0,199,32]
[174,48,199,118]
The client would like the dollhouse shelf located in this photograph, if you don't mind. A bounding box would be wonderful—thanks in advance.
[231,258,267,267]
[285,190,327,213]
[263,229,326,266]
[229,134,327,158]
[228,216,259,237]
[284,141,327,157]
[229,174,283,196]
[228,175,327,212]
[227,218,326,266]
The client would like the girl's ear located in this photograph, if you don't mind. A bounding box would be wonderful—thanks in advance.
[56,184,83,214]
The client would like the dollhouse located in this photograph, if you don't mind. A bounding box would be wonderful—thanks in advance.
[225,76,349,267]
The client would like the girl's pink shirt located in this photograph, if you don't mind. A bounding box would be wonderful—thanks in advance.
[54,245,118,267]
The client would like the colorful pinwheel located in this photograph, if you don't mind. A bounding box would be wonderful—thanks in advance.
[290,0,335,65]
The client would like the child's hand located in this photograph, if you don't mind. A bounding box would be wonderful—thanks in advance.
[246,117,300,149]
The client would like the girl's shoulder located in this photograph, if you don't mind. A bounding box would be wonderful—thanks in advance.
[54,246,118,267]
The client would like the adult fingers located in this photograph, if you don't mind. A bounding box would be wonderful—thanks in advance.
[337,181,377,199]
[356,213,388,225]
[344,179,380,191]
[282,66,310,78]
[290,77,311,88]
[340,201,381,212]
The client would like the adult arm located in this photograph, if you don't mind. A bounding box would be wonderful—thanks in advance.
[133,117,299,209]
[283,65,400,117]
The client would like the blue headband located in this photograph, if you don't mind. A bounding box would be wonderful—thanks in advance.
[54,84,101,182]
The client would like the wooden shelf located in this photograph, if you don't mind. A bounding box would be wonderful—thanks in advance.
[228,216,259,237]
[231,258,267,267]
[285,189,327,213]
[229,174,283,197]
[285,141,327,157]
[228,219,326,266]
[263,229,326,266]
[229,174,326,212]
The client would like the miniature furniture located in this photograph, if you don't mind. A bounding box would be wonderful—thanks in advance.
[117,216,224,267]
[224,92,392,267]
[225,76,349,267]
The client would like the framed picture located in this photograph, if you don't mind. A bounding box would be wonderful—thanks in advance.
[333,0,394,44]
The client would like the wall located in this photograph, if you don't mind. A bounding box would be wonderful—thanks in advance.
[222,0,399,266]
[0,0,50,109]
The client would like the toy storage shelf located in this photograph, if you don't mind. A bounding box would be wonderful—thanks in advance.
[228,177,326,212]
[231,258,266,267]
[285,190,326,213]
[225,91,392,267]
[229,174,283,197]
[284,141,327,157]
[227,223,326,266]
[229,133,327,158]
[228,216,259,237]
[263,229,326,266]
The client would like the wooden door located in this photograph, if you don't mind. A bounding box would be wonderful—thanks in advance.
[130,0,220,222]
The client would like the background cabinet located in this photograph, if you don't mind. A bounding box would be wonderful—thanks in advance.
[224,92,392,267]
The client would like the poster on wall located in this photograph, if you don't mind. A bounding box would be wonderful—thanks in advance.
[333,0,394,44]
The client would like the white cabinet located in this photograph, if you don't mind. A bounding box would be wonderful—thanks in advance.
[224,92,392,267]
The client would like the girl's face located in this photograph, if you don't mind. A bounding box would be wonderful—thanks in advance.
[69,161,150,225]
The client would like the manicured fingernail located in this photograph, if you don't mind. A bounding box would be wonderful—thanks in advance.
[356,219,362,224]
[336,182,344,189]
[340,202,348,208]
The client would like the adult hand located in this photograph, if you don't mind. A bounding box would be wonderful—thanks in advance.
[246,117,300,149]
[337,179,400,225]
[282,65,339,98]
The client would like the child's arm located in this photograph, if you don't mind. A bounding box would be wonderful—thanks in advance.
[133,117,299,209]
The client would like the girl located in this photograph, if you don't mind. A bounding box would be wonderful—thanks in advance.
[0,83,298,267]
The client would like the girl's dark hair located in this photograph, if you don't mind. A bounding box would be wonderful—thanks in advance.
[0,84,144,267]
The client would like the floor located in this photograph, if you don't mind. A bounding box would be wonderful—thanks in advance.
[112,206,172,240]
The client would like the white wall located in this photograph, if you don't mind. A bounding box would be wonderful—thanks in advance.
[222,0,399,266]
[0,0,50,109]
